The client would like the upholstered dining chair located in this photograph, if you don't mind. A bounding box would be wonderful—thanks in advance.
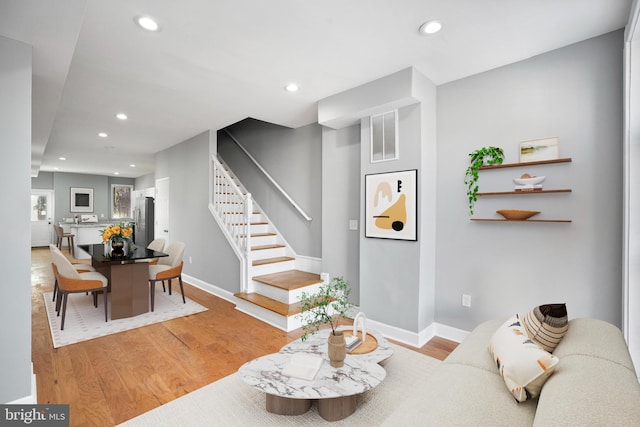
[146,238,165,265]
[49,244,96,303]
[53,224,76,257]
[148,241,185,311]
[50,248,109,330]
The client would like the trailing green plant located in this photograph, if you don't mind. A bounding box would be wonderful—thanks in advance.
[298,276,354,341]
[464,146,504,216]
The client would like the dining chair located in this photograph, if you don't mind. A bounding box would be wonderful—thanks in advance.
[53,224,76,257]
[50,248,109,330]
[146,238,165,266]
[148,241,186,311]
[49,244,96,303]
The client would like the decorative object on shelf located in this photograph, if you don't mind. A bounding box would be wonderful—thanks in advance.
[514,173,545,192]
[298,276,354,368]
[365,169,418,241]
[465,146,504,215]
[100,223,135,256]
[519,137,559,162]
[496,209,540,221]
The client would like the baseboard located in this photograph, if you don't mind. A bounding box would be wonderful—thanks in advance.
[182,273,471,348]
[181,274,236,304]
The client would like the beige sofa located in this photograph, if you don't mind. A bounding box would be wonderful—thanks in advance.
[391,318,640,426]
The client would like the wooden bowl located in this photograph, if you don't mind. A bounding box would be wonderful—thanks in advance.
[497,209,540,220]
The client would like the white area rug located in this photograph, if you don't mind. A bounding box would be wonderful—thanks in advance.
[43,290,207,348]
[118,343,442,426]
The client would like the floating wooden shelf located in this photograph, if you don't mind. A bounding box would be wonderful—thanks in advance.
[477,189,572,196]
[470,218,572,223]
[479,158,572,170]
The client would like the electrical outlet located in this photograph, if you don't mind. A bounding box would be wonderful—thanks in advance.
[462,294,471,307]
[349,219,358,230]
[189,256,193,264]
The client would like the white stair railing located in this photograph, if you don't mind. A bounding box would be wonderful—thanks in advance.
[209,154,252,292]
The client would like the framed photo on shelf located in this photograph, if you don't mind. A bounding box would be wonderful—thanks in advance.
[519,137,559,162]
[365,169,417,241]
[70,187,93,212]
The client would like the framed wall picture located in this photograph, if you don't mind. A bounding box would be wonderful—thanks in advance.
[365,169,417,241]
[70,187,94,212]
[519,137,559,162]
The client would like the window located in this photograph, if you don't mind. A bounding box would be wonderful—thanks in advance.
[111,184,133,219]
[370,110,398,163]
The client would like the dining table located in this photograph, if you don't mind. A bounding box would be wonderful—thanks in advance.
[78,243,168,320]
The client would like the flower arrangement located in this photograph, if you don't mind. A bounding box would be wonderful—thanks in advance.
[100,223,134,244]
[298,276,354,341]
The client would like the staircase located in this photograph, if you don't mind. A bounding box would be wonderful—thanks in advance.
[209,154,323,331]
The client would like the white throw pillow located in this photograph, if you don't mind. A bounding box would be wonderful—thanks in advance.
[488,315,559,402]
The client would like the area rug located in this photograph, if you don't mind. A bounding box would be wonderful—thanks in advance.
[43,290,207,348]
[118,343,443,426]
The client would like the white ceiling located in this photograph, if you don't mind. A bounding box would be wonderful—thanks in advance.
[0,0,632,178]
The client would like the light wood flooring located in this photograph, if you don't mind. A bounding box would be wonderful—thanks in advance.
[31,247,458,426]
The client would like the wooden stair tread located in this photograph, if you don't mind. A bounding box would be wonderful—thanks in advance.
[252,256,294,267]
[252,244,286,251]
[253,270,322,291]
[235,292,303,316]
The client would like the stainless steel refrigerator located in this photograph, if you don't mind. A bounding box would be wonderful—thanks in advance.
[134,196,155,248]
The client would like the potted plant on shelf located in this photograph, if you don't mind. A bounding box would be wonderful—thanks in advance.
[298,276,354,367]
[464,146,504,216]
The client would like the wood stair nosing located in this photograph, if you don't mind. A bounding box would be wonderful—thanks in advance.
[235,292,303,317]
[252,244,286,251]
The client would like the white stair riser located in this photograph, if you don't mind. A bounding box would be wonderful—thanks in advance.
[251,246,287,261]
[252,280,323,304]
[252,259,295,276]
[250,234,278,246]
[234,223,269,234]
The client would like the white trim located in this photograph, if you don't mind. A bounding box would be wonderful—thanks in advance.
[182,273,237,304]
[294,255,322,275]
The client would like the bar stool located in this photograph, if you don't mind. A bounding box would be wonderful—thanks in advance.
[53,224,75,258]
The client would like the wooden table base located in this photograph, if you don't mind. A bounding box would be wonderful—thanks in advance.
[266,394,311,415]
[265,393,358,421]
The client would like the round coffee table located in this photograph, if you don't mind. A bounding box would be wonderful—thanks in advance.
[238,351,386,421]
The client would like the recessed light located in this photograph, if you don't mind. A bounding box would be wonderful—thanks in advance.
[98,132,108,138]
[114,172,120,175]
[115,113,128,120]
[59,157,66,161]
[54,167,59,171]
[419,20,442,35]
[129,164,136,168]
[135,16,159,32]
[285,83,299,92]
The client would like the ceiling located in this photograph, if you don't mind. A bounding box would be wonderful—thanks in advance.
[0,0,632,178]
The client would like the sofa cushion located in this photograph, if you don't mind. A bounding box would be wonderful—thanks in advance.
[444,319,503,373]
[489,315,559,402]
[521,303,568,353]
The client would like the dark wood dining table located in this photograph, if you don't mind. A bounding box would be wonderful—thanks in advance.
[78,243,168,320]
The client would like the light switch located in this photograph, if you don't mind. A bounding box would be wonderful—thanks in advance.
[349,220,358,230]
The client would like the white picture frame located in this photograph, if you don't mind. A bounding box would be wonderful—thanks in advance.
[70,187,93,212]
[519,137,559,162]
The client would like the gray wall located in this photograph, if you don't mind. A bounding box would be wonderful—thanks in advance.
[155,130,240,293]
[135,172,156,191]
[218,119,322,258]
[435,30,624,330]
[321,124,361,302]
[1,35,32,402]
[32,172,134,224]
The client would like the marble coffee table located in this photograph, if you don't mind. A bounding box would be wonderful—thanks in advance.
[280,327,394,364]
[238,351,386,421]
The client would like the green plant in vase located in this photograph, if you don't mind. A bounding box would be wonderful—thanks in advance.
[298,276,354,341]
[464,146,504,216]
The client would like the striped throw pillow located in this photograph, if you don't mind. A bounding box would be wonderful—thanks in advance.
[521,303,568,353]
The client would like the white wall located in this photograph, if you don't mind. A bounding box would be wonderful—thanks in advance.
[436,30,624,331]
[0,35,33,403]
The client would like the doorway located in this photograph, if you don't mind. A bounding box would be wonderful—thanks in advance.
[31,189,54,247]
